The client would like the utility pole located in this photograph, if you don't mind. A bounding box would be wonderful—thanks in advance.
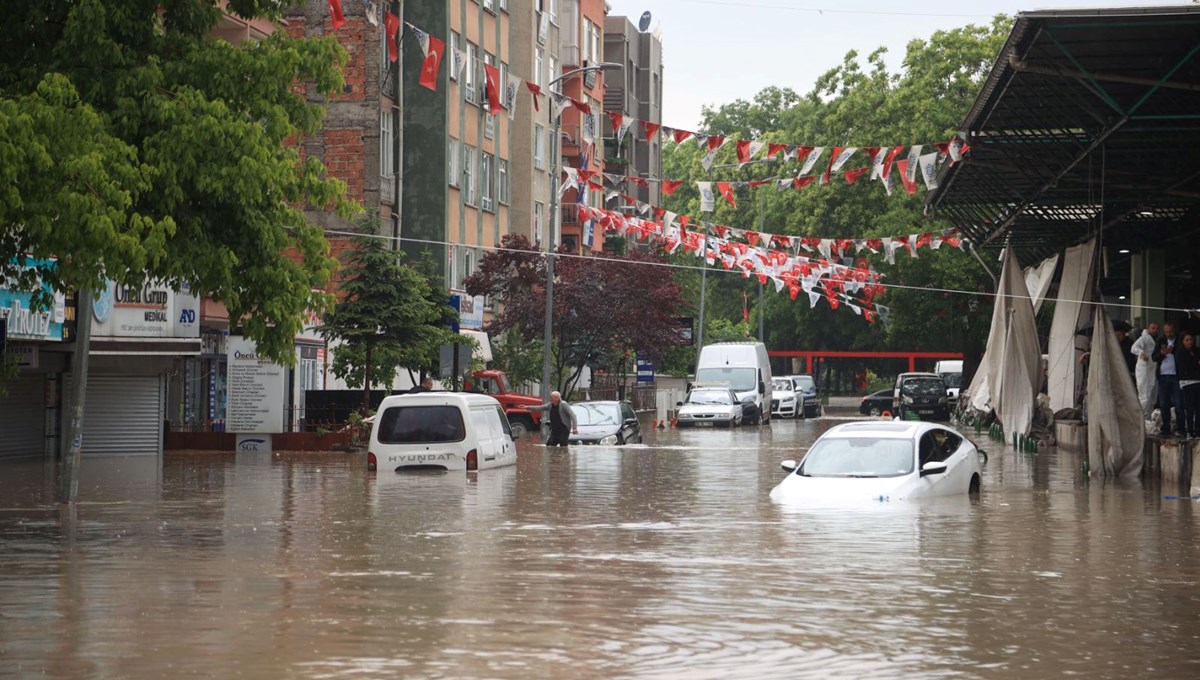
[59,288,93,504]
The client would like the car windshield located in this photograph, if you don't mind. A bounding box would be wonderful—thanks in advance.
[940,372,962,389]
[792,376,815,391]
[902,378,946,396]
[772,379,792,392]
[688,389,733,405]
[695,367,757,392]
[798,437,914,478]
[575,403,621,426]
[377,405,465,444]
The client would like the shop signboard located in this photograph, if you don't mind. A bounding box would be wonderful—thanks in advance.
[91,279,200,339]
[450,290,485,330]
[0,258,66,342]
[226,335,286,434]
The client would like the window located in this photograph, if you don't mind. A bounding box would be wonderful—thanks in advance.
[481,152,495,212]
[534,201,545,243]
[465,43,477,104]
[448,138,460,186]
[549,0,558,24]
[380,110,395,177]
[535,48,544,88]
[462,248,476,287]
[499,159,510,205]
[463,144,476,205]
[500,0,508,11]
[449,32,460,81]
[548,56,558,85]
[590,22,601,68]
[534,125,546,169]
[483,0,495,13]
[584,20,599,65]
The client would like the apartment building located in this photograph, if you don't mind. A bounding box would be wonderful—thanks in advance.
[402,1,513,291]
[510,0,562,247]
[556,0,610,254]
[604,14,664,210]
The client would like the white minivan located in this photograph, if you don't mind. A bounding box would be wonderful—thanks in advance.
[694,342,774,425]
[368,393,518,473]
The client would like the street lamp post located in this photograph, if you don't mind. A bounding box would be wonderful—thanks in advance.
[542,62,623,428]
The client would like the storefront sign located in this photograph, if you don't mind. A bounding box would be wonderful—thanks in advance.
[451,291,485,330]
[91,279,200,339]
[236,433,273,454]
[226,335,286,433]
[1,259,66,342]
[5,344,38,368]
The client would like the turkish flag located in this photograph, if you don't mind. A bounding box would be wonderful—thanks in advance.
[736,140,752,165]
[673,129,694,144]
[328,0,346,30]
[641,121,660,140]
[526,82,541,111]
[743,292,750,323]
[419,35,445,91]
[716,181,737,209]
[896,160,919,195]
[384,13,399,63]
[483,63,502,114]
[661,179,683,196]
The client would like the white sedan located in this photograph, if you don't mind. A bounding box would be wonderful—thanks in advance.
[676,387,744,428]
[771,378,798,419]
[770,421,982,504]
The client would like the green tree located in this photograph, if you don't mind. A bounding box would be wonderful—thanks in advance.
[318,235,459,410]
[0,0,356,364]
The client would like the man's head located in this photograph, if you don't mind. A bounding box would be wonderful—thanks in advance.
[1115,328,1127,342]
[422,377,434,389]
[1184,333,1195,349]
[1149,322,1160,337]
[1164,322,1176,339]
[550,391,561,404]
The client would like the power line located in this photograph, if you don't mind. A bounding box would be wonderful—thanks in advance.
[674,0,994,19]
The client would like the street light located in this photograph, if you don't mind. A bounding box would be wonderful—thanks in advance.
[542,62,624,417]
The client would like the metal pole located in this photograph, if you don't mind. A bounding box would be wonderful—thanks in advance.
[695,166,712,368]
[758,183,765,341]
[59,288,93,504]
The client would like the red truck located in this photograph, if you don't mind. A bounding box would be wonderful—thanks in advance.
[463,369,542,438]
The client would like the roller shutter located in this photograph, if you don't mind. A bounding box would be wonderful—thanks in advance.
[82,373,164,457]
[0,373,46,460]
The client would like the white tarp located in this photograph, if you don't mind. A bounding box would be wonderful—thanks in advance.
[967,350,991,413]
[990,249,1042,438]
[1086,306,1145,477]
[1046,239,1096,411]
[1023,254,1060,315]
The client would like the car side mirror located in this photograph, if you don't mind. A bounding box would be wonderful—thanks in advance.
[676,401,683,408]
[510,430,520,441]
[920,461,948,477]
[759,381,765,393]
[780,460,798,473]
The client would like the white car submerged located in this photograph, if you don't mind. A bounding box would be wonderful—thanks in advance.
[770,421,982,505]
[676,386,744,428]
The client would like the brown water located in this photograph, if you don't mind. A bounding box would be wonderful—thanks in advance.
[2,418,1198,679]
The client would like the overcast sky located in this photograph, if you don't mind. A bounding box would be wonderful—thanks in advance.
[603,0,1191,131]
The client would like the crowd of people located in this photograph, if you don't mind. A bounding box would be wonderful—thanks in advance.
[1130,321,1200,439]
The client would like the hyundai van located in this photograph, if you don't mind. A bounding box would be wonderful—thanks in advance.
[367,393,518,473]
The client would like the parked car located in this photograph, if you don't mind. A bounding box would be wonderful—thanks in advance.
[771,378,798,419]
[770,421,982,504]
[893,373,951,421]
[859,389,894,416]
[783,374,822,418]
[367,393,517,473]
[568,400,643,445]
[676,385,744,428]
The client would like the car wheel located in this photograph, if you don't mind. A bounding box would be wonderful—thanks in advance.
[968,474,981,496]
[509,416,532,440]
[869,406,882,417]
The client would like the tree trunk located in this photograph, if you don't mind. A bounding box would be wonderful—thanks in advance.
[363,339,373,412]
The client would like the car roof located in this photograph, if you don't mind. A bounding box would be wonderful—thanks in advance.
[378,392,500,408]
[822,420,952,439]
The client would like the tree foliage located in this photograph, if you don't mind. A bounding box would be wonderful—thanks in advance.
[464,234,690,394]
[0,0,356,364]
[660,17,1011,364]
[318,235,459,400]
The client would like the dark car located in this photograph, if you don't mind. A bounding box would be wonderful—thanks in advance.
[858,389,894,416]
[897,376,951,421]
[568,400,643,445]
[784,375,822,418]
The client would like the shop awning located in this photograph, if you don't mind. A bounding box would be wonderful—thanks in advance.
[460,329,492,362]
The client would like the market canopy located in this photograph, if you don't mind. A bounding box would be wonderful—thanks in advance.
[926,5,1200,277]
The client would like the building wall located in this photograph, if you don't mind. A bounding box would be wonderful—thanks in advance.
[558,0,609,254]
[604,15,663,210]
[509,0,558,246]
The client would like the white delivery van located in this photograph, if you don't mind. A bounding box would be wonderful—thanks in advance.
[367,392,518,473]
[934,360,964,399]
[694,342,774,425]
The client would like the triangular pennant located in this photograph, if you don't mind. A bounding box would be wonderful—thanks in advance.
[904,145,923,183]
[505,73,521,120]
[697,181,715,212]
[328,0,346,29]
[716,182,737,209]
[673,129,694,144]
[661,179,683,196]
[896,160,919,195]
[641,120,661,140]
[526,81,541,111]
[917,152,939,190]
[799,147,823,176]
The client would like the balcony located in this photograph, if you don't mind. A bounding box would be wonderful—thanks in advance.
[561,203,580,225]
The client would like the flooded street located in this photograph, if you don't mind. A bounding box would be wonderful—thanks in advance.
[2,418,1199,679]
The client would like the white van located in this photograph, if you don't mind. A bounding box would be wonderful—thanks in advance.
[694,342,773,425]
[934,360,964,399]
[367,393,518,473]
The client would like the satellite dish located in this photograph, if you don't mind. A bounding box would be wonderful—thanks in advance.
[638,11,652,32]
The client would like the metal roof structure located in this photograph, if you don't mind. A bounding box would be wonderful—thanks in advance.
[926,5,1200,283]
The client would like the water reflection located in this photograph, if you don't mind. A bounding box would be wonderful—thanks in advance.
[0,420,1198,678]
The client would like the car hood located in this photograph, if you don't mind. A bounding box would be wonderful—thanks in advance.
[679,403,737,415]
[769,472,927,505]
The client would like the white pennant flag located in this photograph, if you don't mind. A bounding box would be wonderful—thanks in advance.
[701,148,719,172]
[744,140,766,166]
[917,152,940,190]
[817,239,833,262]
[637,201,651,216]
[849,303,862,316]
[799,147,824,176]
[776,178,792,191]
[948,136,966,162]
[883,167,897,196]
[870,149,887,181]
[905,145,923,183]
[453,48,467,80]
[560,168,579,199]
[881,237,897,265]
[551,93,570,120]
[617,116,634,142]
[808,290,821,309]
[876,304,891,327]
[604,189,619,202]
[698,181,716,212]
[830,147,858,173]
[505,73,521,120]
[663,210,678,228]
[365,0,379,26]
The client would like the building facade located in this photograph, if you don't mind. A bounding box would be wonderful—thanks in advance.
[510,0,561,247]
[604,14,663,210]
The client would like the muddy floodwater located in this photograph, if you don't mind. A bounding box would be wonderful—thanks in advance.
[2,418,1199,678]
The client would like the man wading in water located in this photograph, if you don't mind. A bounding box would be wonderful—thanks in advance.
[531,391,578,447]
